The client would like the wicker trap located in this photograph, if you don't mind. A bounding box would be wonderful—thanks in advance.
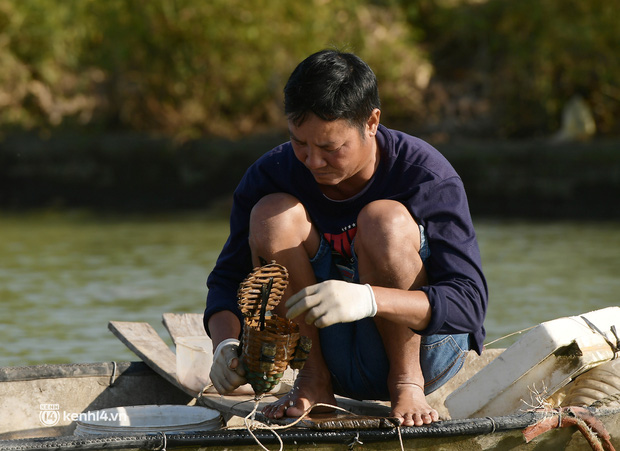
[238,261,312,394]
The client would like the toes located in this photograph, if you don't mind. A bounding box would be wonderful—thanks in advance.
[412,413,424,427]
[262,400,294,419]
[274,405,286,419]
[395,410,438,427]
[397,413,414,427]
[261,404,281,419]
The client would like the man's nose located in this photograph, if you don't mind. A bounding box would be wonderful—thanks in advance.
[305,147,325,169]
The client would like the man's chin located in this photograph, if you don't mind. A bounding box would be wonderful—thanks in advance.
[312,174,340,185]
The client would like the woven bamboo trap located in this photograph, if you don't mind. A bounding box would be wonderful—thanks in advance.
[238,261,312,394]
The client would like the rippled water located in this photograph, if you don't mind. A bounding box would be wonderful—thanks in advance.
[477,220,620,345]
[1,212,619,366]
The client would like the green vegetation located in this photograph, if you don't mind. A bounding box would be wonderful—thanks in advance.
[410,0,620,137]
[0,0,617,139]
[0,0,426,139]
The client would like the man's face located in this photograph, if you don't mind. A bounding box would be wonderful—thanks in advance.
[288,111,380,198]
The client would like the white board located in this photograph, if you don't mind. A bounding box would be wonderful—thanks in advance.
[446,307,620,419]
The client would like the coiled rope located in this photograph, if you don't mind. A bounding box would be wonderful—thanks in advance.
[236,397,405,451]
[523,406,615,451]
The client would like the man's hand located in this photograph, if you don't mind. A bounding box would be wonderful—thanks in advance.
[209,338,247,394]
[285,280,377,328]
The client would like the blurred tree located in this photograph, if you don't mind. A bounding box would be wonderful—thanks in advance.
[400,0,620,137]
[0,0,617,139]
[0,0,429,139]
[0,0,99,128]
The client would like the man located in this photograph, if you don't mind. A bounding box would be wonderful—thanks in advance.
[204,49,487,427]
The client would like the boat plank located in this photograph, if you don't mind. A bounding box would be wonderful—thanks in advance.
[109,319,391,426]
[108,320,198,397]
[162,313,206,344]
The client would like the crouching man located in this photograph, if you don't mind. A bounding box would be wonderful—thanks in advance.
[204,49,487,427]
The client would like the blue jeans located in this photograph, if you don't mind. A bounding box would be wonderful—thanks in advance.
[309,226,469,399]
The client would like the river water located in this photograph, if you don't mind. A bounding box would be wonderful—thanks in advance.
[1,212,619,367]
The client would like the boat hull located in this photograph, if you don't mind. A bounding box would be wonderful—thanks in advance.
[2,408,620,450]
[0,361,192,440]
[1,360,620,450]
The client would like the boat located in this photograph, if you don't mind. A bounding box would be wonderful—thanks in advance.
[1,311,619,450]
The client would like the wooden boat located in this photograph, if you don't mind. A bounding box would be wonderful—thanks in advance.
[1,312,619,450]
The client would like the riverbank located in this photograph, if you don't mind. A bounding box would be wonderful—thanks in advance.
[1,132,618,219]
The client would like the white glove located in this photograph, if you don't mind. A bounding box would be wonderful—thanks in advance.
[285,280,377,328]
[209,338,247,394]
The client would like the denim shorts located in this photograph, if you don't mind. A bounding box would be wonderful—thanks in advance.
[309,224,470,400]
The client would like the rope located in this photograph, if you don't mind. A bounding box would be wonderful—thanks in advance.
[484,325,535,347]
[347,431,363,450]
[243,397,283,451]
[591,392,620,409]
[485,416,497,433]
[237,399,405,451]
[187,382,214,406]
[157,431,167,451]
[109,361,118,386]
[523,407,615,451]
[581,316,620,357]
[396,426,404,451]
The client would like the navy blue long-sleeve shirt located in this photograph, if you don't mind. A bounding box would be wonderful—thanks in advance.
[204,125,488,353]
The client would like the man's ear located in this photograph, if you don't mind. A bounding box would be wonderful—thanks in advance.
[366,108,381,137]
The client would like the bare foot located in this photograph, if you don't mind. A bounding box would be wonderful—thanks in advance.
[390,382,439,427]
[262,369,336,419]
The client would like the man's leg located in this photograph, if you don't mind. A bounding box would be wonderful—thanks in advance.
[248,193,336,418]
[354,199,438,427]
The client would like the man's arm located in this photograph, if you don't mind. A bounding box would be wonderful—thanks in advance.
[208,310,242,351]
[413,177,488,352]
[373,287,432,330]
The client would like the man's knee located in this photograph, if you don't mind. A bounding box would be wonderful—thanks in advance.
[250,193,303,224]
[249,193,318,254]
[356,200,421,252]
[249,193,309,237]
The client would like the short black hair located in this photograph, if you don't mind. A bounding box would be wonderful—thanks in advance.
[284,50,380,131]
